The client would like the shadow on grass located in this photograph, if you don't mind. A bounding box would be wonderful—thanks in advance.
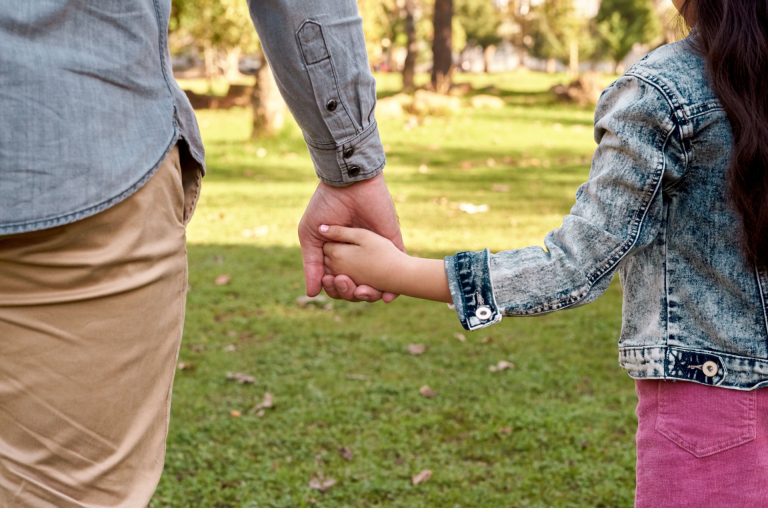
[152,242,634,507]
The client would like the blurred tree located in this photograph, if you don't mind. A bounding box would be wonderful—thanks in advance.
[402,0,419,91]
[456,0,502,72]
[431,0,454,92]
[593,0,661,72]
[528,0,582,73]
[169,0,281,138]
[171,0,257,85]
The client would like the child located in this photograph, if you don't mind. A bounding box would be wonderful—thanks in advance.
[321,0,768,507]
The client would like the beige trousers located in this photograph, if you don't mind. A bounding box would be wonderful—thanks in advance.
[0,146,199,506]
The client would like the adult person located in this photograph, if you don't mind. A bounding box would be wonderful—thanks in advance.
[0,1,400,506]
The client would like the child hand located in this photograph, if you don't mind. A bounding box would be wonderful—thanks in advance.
[321,224,408,292]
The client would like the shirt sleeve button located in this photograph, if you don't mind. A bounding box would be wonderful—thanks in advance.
[326,99,338,112]
[343,147,355,159]
[348,165,361,177]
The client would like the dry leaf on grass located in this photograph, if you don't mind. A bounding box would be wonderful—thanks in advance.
[412,469,433,486]
[309,476,337,492]
[214,274,231,286]
[177,361,193,371]
[488,360,515,373]
[252,392,274,417]
[230,410,241,418]
[296,295,328,308]
[407,344,427,356]
[419,385,437,399]
[454,333,467,342]
[339,447,354,461]
[223,344,237,352]
[226,372,256,384]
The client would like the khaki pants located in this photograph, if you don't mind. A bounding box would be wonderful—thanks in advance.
[0,146,199,506]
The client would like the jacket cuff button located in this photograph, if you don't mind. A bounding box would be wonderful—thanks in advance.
[347,165,361,177]
[343,147,355,159]
[326,99,338,112]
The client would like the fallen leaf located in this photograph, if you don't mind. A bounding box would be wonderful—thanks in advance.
[226,372,256,384]
[491,183,510,193]
[419,385,437,399]
[407,344,427,355]
[230,410,242,418]
[223,344,237,352]
[346,374,369,381]
[489,360,515,373]
[214,274,231,286]
[412,469,433,486]
[296,294,328,308]
[339,447,354,461]
[460,160,474,170]
[177,361,193,371]
[499,426,513,435]
[454,333,466,342]
[252,392,273,414]
[309,476,337,492]
[458,202,490,215]
[480,336,494,344]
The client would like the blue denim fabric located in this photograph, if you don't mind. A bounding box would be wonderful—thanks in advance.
[445,36,768,390]
[0,0,383,235]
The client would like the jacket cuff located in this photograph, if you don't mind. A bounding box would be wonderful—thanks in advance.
[305,121,386,186]
[444,250,503,331]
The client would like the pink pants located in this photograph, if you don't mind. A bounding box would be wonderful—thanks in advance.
[635,379,768,507]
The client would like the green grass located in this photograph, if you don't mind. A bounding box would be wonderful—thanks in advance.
[151,71,635,507]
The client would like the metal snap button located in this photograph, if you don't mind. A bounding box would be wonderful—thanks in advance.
[343,147,355,159]
[702,360,719,377]
[347,165,361,177]
[476,306,492,321]
[326,99,338,112]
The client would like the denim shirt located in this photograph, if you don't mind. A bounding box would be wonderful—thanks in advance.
[445,37,768,391]
[0,1,383,235]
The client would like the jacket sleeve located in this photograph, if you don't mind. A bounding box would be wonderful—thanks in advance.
[246,0,384,186]
[444,75,681,330]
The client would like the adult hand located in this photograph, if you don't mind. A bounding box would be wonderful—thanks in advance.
[298,174,404,302]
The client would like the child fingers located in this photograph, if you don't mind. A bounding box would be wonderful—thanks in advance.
[319,225,363,244]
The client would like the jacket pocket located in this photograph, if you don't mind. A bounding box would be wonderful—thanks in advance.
[655,380,757,458]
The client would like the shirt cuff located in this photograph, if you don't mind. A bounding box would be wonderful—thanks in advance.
[305,121,386,186]
[444,249,503,331]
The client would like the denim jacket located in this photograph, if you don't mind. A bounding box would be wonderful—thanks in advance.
[0,0,382,235]
[445,37,768,390]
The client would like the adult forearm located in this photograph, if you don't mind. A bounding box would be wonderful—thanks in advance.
[245,0,385,186]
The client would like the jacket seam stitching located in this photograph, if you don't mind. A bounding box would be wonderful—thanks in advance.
[754,266,768,351]
[513,111,674,316]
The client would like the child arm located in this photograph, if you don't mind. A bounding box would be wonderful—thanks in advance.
[320,225,452,303]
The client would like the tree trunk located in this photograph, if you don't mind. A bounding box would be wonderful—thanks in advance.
[482,45,496,73]
[431,0,453,93]
[251,57,285,139]
[223,48,243,84]
[402,0,418,92]
[568,39,579,77]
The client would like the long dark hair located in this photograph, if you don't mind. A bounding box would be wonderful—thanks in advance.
[682,0,768,266]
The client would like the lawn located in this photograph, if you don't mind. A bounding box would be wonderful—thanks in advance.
[151,71,636,507]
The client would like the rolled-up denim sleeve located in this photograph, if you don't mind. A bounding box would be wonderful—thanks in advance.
[445,75,681,330]
[246,0,384,186]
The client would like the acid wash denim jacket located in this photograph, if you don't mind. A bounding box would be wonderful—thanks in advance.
[445,36,768,391]
[0,0,382,235]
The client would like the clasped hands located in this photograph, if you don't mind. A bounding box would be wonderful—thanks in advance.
[298,174,404,303]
